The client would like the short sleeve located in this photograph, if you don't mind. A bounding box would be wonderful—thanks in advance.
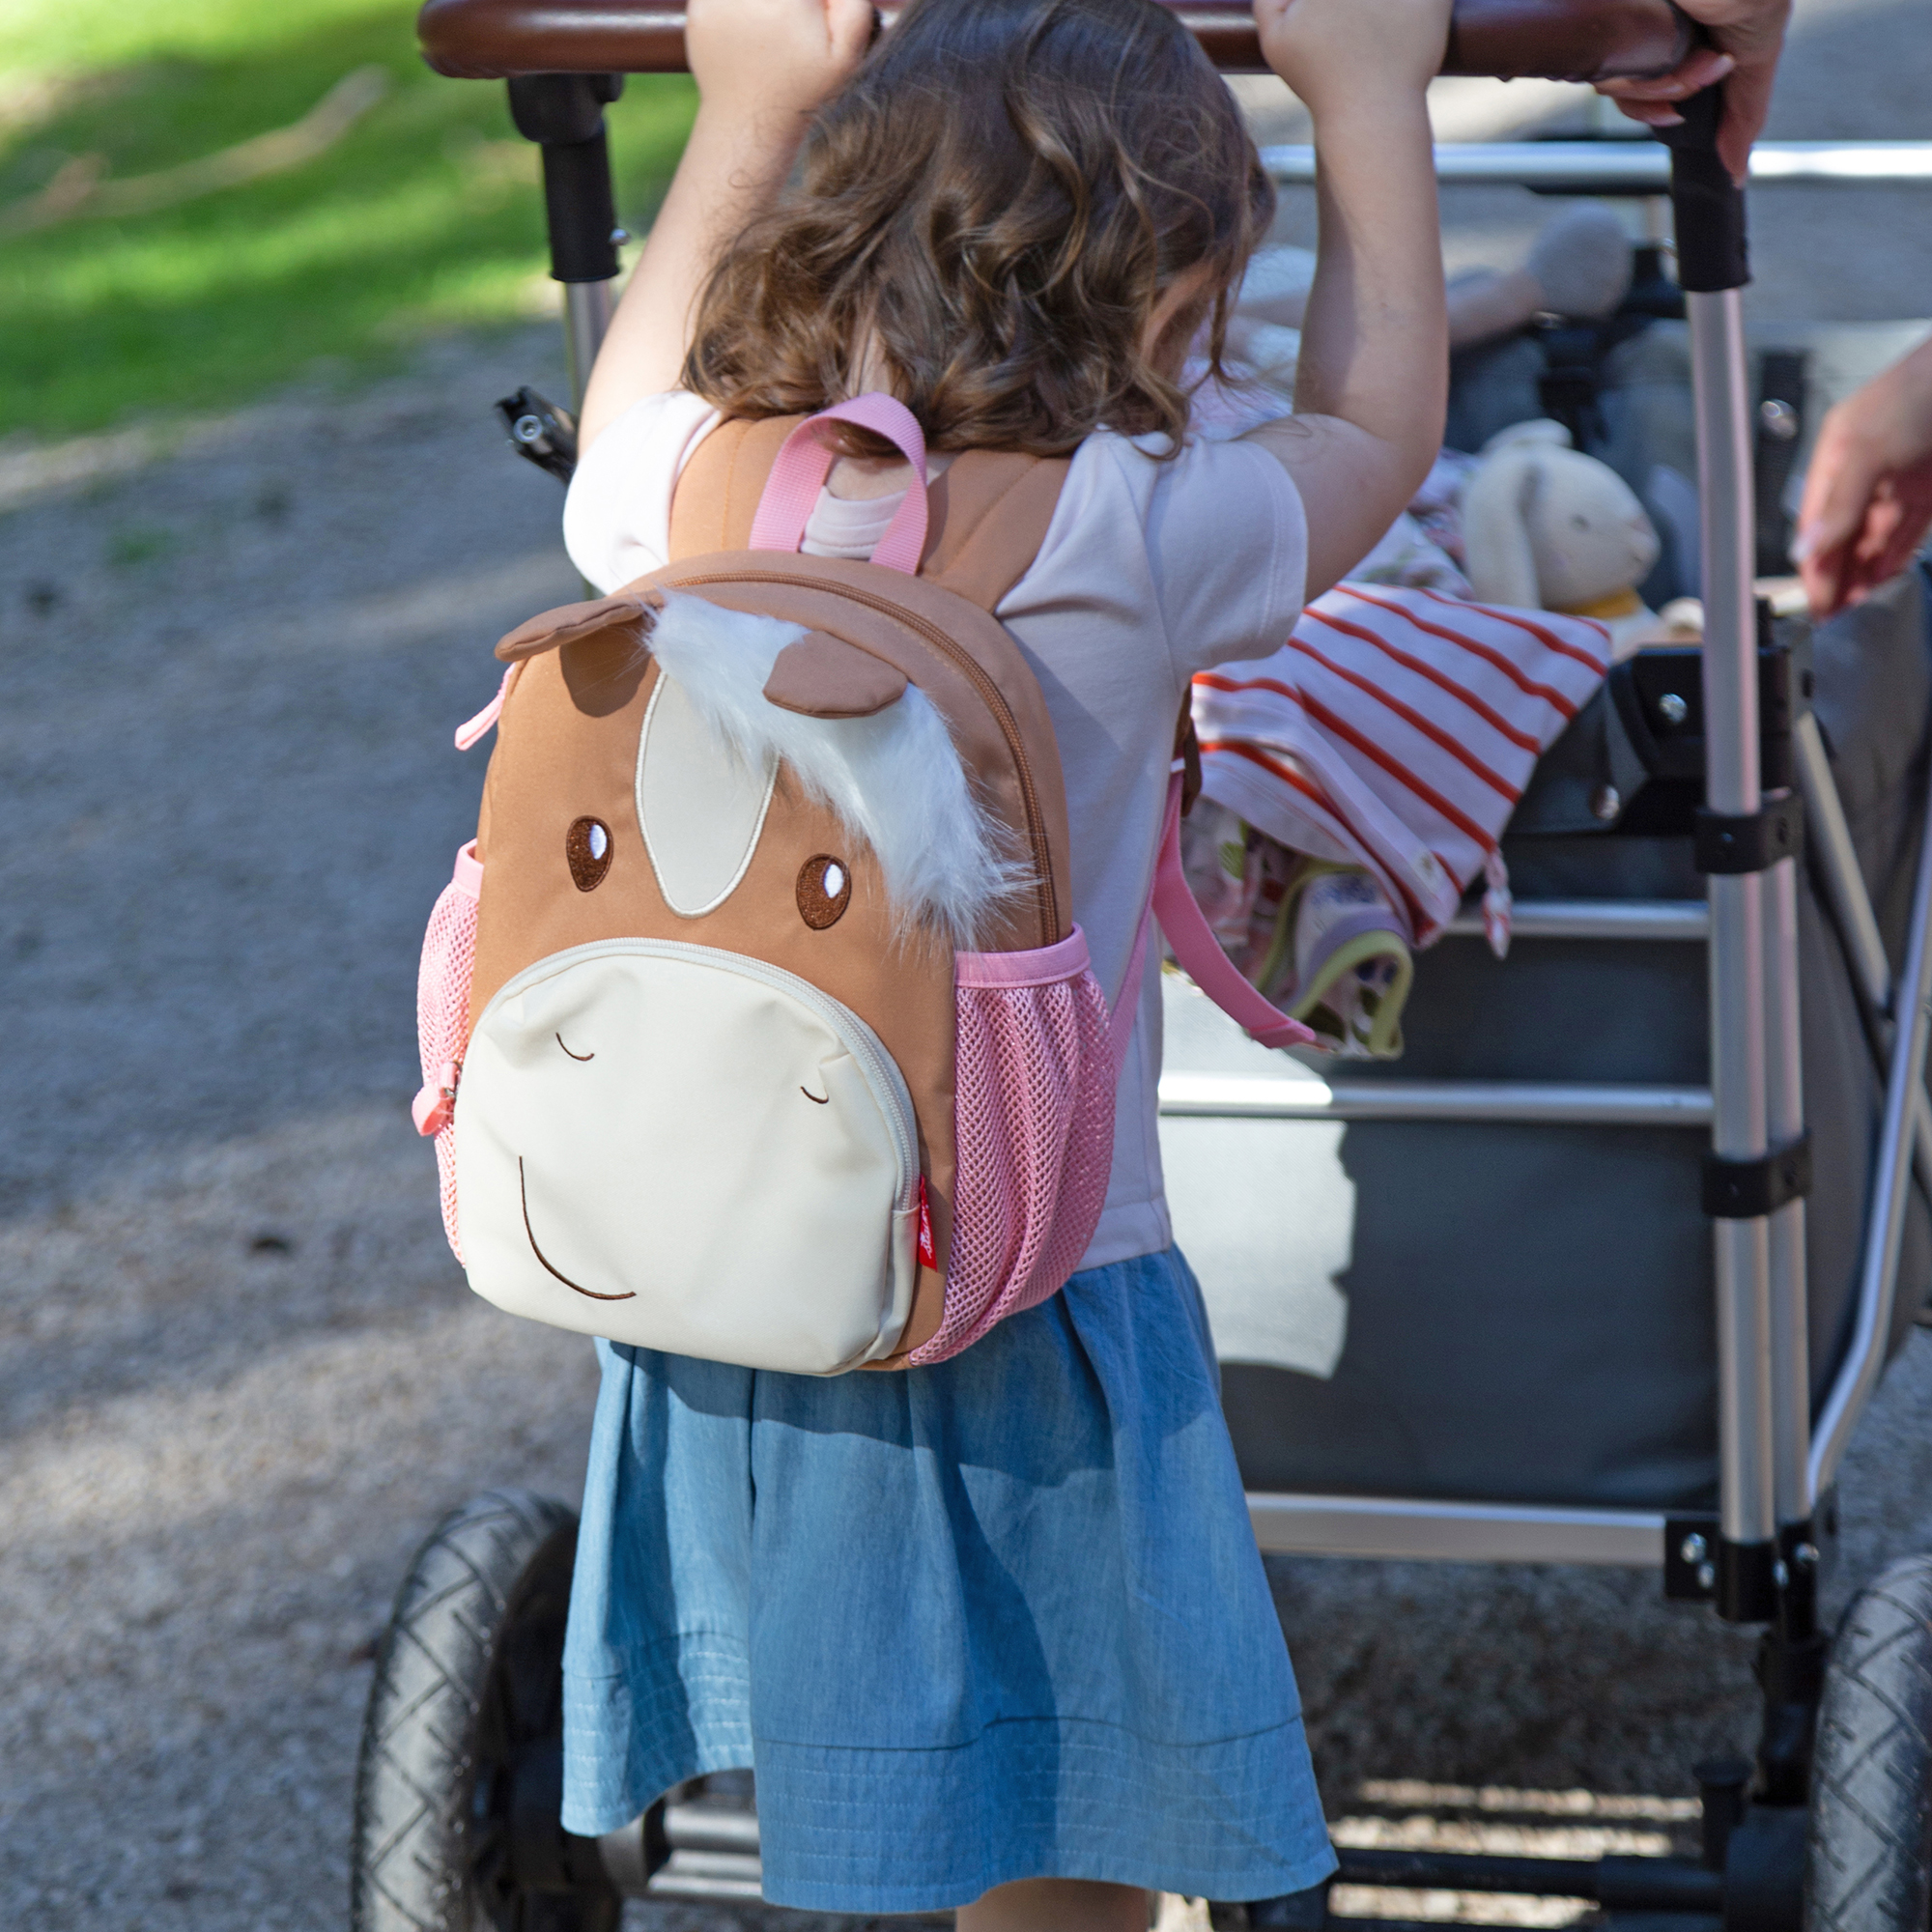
[1139,433,1307,680]
[562,391,723,594]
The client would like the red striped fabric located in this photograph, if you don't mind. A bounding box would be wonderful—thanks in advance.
[1191,582,1610,946]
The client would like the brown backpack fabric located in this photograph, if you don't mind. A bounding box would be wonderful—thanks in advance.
[413,396,1127,1373]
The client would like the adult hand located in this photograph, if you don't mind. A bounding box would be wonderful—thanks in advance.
[1794,338,1932,620]
[686,0,877,125]
[1594,0,1790,185]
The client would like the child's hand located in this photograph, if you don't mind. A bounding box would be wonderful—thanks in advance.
[1253,0,1452,114]
[687,0,878,126]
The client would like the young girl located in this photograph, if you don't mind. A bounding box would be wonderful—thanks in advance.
[558,0,1449,1920]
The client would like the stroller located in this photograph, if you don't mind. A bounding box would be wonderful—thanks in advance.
[350,3,1932,1925]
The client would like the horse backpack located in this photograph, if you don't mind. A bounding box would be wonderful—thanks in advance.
[412,393,1310,1374]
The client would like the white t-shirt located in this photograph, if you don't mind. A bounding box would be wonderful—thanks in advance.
[564,392,1307,1270]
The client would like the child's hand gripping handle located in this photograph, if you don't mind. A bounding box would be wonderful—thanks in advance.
[1658,82,1750,290]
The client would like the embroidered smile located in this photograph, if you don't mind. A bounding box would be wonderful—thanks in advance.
[519,1157,635,1300]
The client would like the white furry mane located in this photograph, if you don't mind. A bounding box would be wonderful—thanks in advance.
[646,589,1031,949]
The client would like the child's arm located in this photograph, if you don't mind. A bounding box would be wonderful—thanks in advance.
[1240,0,1452,602]
[576,0,875,456]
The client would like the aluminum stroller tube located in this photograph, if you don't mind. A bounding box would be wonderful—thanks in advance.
[1809,781,1932,1497]
[564,281,615,412]
[1666,88,1780,1596]
[1763,855,1811,1525]
[1795,711,1932,1199]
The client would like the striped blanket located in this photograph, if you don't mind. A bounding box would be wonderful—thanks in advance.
[1190,582,1613,952]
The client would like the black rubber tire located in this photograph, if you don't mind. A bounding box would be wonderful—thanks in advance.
[1804,1553,1932,1931]
[350,1489,621,1932]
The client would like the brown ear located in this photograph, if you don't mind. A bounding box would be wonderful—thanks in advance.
[495,589,661,664]
[762,631,910,719]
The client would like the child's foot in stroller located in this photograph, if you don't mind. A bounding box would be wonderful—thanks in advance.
[1264,861,1413,1059]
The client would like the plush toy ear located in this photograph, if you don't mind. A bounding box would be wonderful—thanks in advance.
[496,588,662,664]
[762,631,909,718]
[1462,448,1546,609]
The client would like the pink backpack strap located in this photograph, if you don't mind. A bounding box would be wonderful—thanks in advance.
[1107,768,1316,1067]
[747,393,931,572]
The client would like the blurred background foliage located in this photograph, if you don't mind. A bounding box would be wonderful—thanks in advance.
[0,0,695,436]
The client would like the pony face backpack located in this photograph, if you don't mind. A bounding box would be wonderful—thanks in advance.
[412,393,1310,1374]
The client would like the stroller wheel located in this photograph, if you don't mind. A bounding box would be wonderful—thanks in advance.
[351,1489,622,1932]
[1803,1553,1932,1931]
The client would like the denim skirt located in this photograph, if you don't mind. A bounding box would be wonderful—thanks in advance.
[559,1245,1335,1914]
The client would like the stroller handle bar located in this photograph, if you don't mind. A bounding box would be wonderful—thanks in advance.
[417,0,1693,81]
[1264,139,1932,190]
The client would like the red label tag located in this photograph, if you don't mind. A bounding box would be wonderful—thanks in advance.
[916,1177,937,1271]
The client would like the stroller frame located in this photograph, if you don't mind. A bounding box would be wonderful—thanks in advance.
[352,7,1932,1923]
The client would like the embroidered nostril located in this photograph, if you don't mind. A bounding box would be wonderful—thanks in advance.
[566,816,612,892]
[796,853,852,929]
[555,1033,594,1062]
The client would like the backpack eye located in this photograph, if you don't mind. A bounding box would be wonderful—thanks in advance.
[566,816,612,892]
[796,854,851,929]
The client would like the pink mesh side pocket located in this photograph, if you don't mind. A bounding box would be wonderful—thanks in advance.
[908,926,1117,1365]
[412,841,482,1261]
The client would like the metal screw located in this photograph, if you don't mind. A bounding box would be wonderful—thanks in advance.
[1760,398,1800,441]
[1590,783,1622,823]
[1681,1532,1708,1566]
[512,414,546,444]
[1794,1542,1821,1568]
[1659,692,1690,725]
[1697,1561,1717,1591]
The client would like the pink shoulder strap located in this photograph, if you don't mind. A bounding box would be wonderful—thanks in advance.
[1108,769,1317,1068]
[747,393,930,572]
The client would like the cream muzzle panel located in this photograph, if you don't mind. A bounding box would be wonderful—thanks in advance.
[455,939,921,1373]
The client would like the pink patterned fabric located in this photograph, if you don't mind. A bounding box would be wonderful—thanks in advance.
[747,394,930,573]
[909,929,1115,1365]
[1191,582,1611,947]
[413,841,482,1262]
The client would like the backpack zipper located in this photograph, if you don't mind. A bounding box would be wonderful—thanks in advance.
[672,570,1058,948]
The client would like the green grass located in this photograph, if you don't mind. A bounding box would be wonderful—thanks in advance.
[0,1,696,437]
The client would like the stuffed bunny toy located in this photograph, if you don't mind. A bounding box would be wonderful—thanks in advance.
[1462,419,1663,658]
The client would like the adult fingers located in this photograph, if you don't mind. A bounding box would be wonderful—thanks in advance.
[1716,58,1777,183]
[1597,46,1734,100]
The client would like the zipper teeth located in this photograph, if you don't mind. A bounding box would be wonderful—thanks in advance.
[480,937,919,1210]
[676,570,1057,947]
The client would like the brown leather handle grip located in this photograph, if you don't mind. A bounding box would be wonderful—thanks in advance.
[419,0,1695,83]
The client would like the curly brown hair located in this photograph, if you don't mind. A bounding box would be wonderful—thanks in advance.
[681,0,1275,455]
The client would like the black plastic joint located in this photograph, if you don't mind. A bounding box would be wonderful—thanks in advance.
[506,75,624,284]
[1718,1537,1780,1624]
[1659,85,1749,294]
[1703,1134,1812,1219]
[1694,793,1804,874]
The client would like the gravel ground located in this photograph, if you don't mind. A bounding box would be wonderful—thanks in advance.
[4,4,1931,1924]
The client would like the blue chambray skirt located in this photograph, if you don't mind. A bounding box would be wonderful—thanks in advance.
[559,1245,1335,1915]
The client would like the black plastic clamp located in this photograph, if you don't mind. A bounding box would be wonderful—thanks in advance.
[1703,1133,1812,1219]
[506,73,625,285]
[1718,1536,1780,1624]
[1658,85,1749,295]
[1694,792,1804,874]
